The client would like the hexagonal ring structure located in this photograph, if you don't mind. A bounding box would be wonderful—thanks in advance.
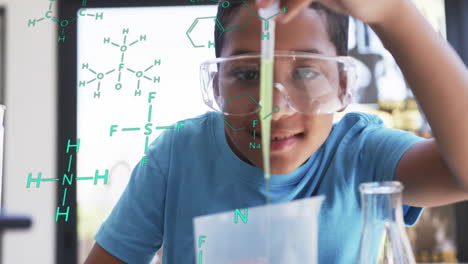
[221,94,262,131]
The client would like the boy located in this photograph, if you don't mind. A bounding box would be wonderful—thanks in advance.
[86,0,468,263]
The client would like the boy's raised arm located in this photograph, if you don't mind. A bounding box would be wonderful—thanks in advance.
[368,0,468,206]
[85,243,126,264]
[259,0,468,206]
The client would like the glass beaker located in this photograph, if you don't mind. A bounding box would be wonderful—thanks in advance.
[193,196,324,264]
[358,181,416,264]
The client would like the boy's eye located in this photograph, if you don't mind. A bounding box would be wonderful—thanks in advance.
[293,67,320,80]
[232,69,260,81]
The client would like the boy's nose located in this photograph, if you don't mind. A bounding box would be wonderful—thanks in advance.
[271,83,295,120]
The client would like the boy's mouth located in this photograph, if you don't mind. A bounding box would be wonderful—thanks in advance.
[252,131,305,152]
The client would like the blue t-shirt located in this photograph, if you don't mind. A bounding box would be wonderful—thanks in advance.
[95,111,426,264]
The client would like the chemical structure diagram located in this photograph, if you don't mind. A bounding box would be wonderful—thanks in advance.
[79,28,162,99]
[221,94,280,149]
[108,92,185,167]
[25,139,110,222]
[27,0,104,43]
[186,0,288,48]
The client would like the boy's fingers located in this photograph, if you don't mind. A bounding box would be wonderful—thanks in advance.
[277,0,315,23]
[256,0,274,8]
[256,0,330,24]
[315,0,348,14]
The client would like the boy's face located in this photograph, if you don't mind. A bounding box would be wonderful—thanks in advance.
[220,6,339,175]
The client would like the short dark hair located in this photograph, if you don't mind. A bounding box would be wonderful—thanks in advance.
[214,1,349,57]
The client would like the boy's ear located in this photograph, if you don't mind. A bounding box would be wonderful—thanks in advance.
[338,70,347,98]
[338,70,348,107]
[336,70,349,113]
[213,72,224,109]
[213,72,220,98]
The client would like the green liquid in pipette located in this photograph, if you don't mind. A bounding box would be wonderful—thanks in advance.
[260,60,274,204]
[260,59,274,263]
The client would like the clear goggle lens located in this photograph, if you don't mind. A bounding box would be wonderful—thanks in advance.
[200,51,357,116]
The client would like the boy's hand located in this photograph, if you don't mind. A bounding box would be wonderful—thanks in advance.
[257,0,404,26]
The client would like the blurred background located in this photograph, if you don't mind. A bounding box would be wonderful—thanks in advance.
[0,0,467,263]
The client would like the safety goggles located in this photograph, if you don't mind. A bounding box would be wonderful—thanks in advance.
[200,51,358,116]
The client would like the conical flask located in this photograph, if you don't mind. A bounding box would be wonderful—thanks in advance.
[357,181,416,264]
